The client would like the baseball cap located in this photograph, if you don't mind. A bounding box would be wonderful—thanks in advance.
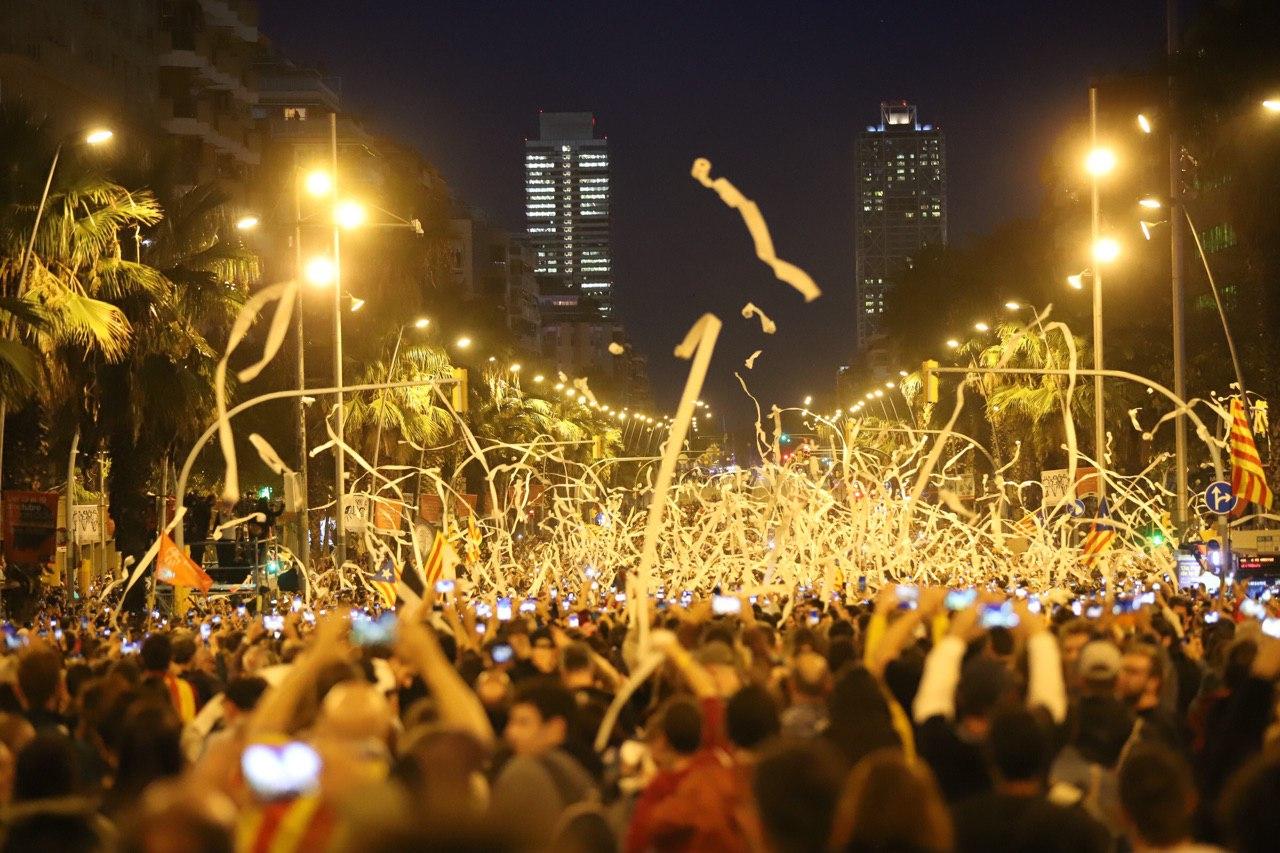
[1078,640,1122,681]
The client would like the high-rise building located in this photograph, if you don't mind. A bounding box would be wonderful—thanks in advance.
[524,111,613,319]
[854,102,947,347]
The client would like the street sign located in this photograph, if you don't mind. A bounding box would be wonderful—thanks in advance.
[1068,500,1086,517]
[1203,481,1237,515]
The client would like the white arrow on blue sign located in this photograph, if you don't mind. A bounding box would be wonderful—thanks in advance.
[1203,481,1237,514]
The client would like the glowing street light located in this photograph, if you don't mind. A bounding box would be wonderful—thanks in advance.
[1004,301,1021,311]
[455,336,472,349]
[334,200,367,229]
[1092,237,1121,263]
[1067,273,1085,290]
[898,370,908,378]
[1138,196,1162,209]
[885,381,895,389]
[973,321,989,333]
[413,317,430,329]
[305,170,333,196]
[1263,99,1280,113]
[1137,113,1153,134]
[509,363,522,373]
[85,128,114,145]
[1085,147,1117,176]
[533,374,545,384]
[945,338,960,349]
[349,296,366,312]
[304,256,336,286]
[235,215,260,231]
[803,395,813,406]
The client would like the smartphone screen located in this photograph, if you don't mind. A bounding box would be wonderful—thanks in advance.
[945,589,977,611]
[568,613,580,629]
[496,597,513,622]
[491,643,514,664]
[241,742,322,801]
[712,595,741,615]
[435,579,455,594]
[895,584,919,611]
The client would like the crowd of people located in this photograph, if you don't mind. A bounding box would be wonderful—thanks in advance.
[0,569,1276,852]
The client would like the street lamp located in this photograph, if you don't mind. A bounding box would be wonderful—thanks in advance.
[305,169,333,197]
[333,200,366,229]
[84,128,114,145]
[803,395,813,406]
[1262,99,1280,113]
[973,321,989,333]
[1085,146,1117,176]
[1138,196,1163,209]
[304,256,336,286]
[1137,113,1153,134]
[1004,301,1021,311]
[945,338,960,349]
[533,374,545,384]
[455,336,472,349]
[1092,237,1121,264]
[509,363,522,373]
[235,215,260,231]
[413,317,430,329]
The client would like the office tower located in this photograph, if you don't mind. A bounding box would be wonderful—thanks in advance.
[524,111,613,319]
[854,102,947,347]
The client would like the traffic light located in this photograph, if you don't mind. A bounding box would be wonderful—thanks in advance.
[451,367,469,414]
[922,359,940,404]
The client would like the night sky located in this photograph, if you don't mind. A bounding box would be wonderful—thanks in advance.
[261,0,1170,440]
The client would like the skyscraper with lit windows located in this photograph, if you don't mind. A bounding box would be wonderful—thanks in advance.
[524,112,613,320]
[854,102,947,347]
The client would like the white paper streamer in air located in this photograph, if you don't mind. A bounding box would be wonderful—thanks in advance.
[740,302,777,334]
[690,158,821,302]
[745,350,762,369]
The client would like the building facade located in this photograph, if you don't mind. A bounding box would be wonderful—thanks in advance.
[449,215,542,355]
[854,102,947,347]
[524,111,613,319]
[0,0,262,190]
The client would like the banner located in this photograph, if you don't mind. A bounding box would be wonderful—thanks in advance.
[72,505,103,544]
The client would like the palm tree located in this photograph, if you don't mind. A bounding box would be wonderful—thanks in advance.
[344,342,458,466]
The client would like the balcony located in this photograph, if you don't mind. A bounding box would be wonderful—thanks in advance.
[158,29,213,71]
[197,0,258,41]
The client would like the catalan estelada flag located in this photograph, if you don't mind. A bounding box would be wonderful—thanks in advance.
[369,555,398,608]
[1230,397,1273,518]
[1080,499,1115,567]
[422,528,460,587]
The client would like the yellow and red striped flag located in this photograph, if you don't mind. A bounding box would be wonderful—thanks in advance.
[369,555,398,608]
[1080,499,1115,567]
[1230,397,1272,517]
[422,528,460,587]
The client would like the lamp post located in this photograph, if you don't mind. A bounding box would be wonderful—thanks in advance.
[291,147,310,569]
[325,112,349,567]
[1087,85,1111,498]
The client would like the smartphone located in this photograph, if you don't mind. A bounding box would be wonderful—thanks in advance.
[568,613,580,629]
[519,598,537,614]
[584,566,598,579]
[857,576,867,593]
[614,592,628,604]
[980,603,1020,629]
[1027,596,1043,615]
[1086,604,1103,619]
[200,623,212,641]
[896,585,919,611]
[351,612,397,646]
[53,629,63,642]
[496,597,513,622]
[475,621,488,636]
[236,606,247,617]
[263,614,285,633]
[1241,598,1266,619]
[80,617,89,631]
[291,598,303,613]
[1071,601,1083,616]
[807,609,821,626]
[213,615,223,626]
[712,595,741,616]
[1153,582,1162,591]
[945,589,977,611]
[241,742,322,801]
[435,579,455,594]
[1263,618,1280,639]
[121,640,140,655]
[549,587,559,600]
[302,611,315,624]
[1204,611,1221,624]
[491,643,514,664]
[1140,591,1156,605]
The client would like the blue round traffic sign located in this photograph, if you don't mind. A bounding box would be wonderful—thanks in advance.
[1203,481,1237,514]
[1068,499,1086,517]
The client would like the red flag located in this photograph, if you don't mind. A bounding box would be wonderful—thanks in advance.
[1230,397,1273,518]
[155,534,213,594]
